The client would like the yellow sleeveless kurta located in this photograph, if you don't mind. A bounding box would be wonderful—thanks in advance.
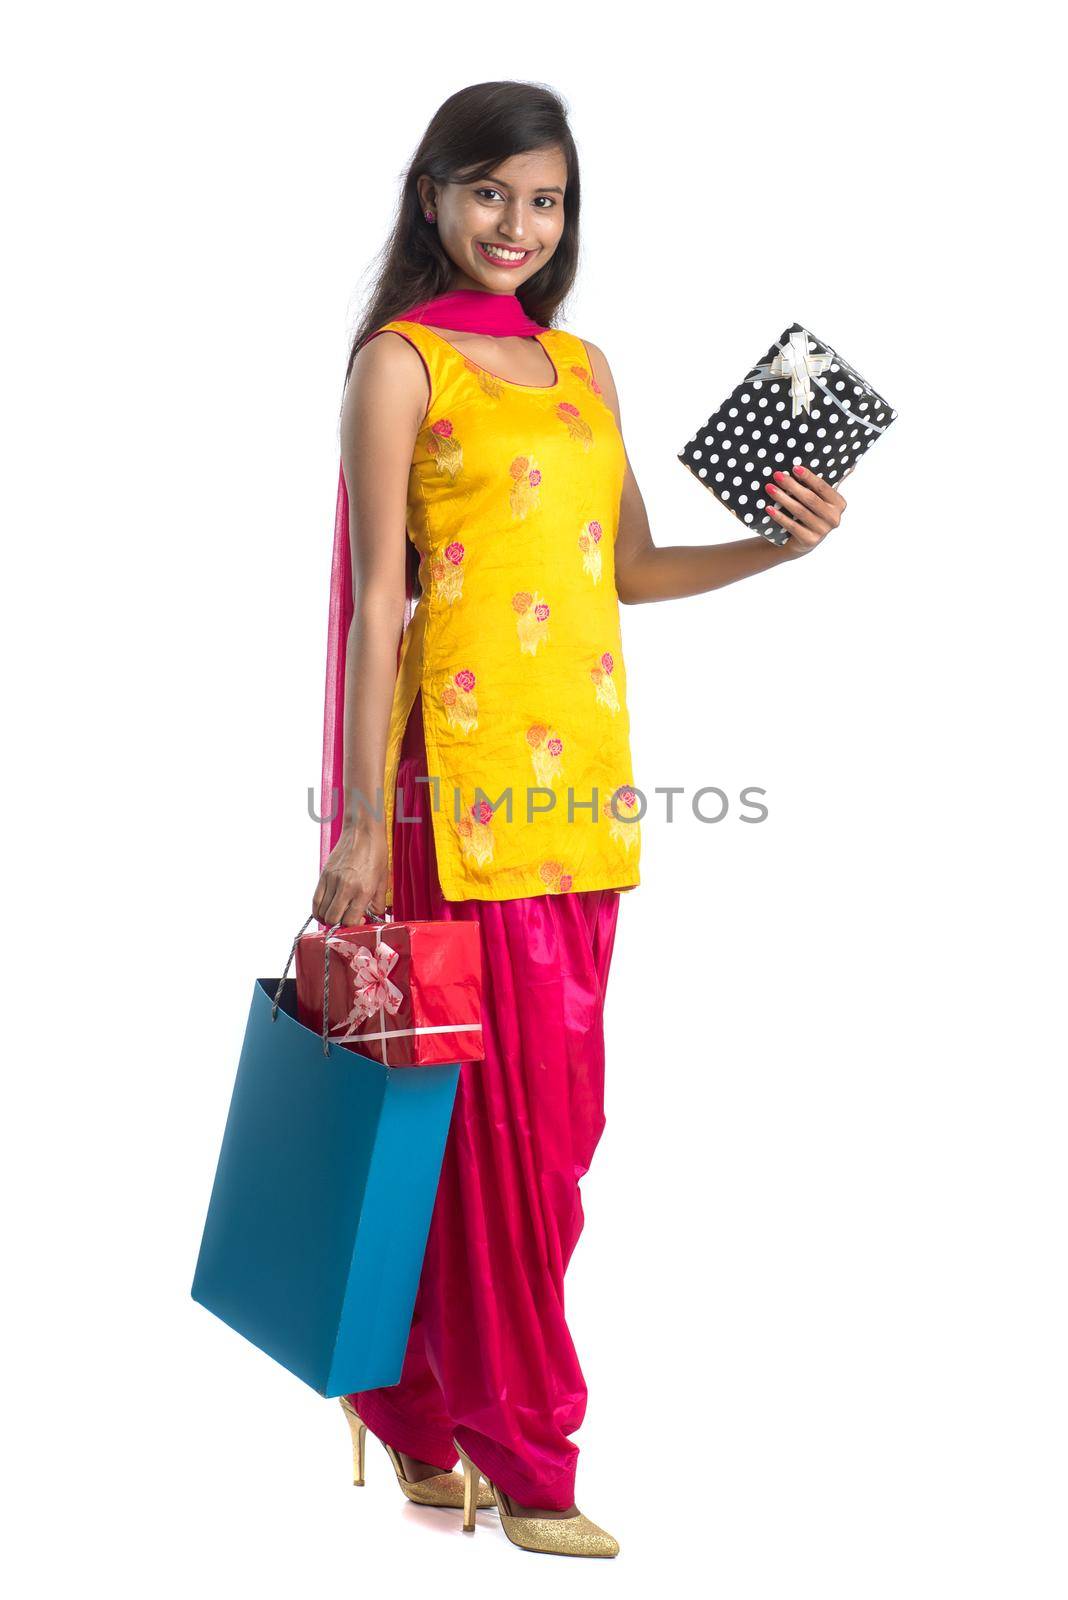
[375,319,642,907]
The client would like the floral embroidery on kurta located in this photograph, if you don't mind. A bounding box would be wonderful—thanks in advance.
[426,540,465,603]
[569,362,604,397]
[462,356,505,400]
[427,417,463,478]
[604,786,641,849]
[526,723,564,787]
[512,590,551,653]
[578,520,603,583]
[590,651,620,712]
[539,859,574,892]
[442,668,478,733]
[509,455,542,518]
[555,401,593,449]
[457,798,495,866]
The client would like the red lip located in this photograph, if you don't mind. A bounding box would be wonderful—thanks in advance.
[475,241,533,269]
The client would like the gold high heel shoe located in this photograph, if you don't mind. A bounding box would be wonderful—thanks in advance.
[339,1397,494,1511]
[453,1437,620,1557]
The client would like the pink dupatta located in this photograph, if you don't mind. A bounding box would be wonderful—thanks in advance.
[318,288,548,872]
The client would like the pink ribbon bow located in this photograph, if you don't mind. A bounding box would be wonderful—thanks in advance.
[332,937,404,1033]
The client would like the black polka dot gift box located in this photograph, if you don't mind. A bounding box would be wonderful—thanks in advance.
[677,323,897,546]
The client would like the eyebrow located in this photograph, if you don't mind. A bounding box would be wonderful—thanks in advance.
[477,176,565,195]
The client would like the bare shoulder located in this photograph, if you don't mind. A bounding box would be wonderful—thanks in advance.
[341,327,430,443]
[339,328,431,500]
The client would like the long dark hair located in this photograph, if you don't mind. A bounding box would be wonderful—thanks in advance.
[343,80,581,391]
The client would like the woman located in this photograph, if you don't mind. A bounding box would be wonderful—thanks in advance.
[312,81,849,1559]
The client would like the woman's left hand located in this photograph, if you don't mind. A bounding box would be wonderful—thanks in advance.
[766,463,850,556]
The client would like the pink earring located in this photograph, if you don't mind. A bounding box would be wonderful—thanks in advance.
[424,209,435,223]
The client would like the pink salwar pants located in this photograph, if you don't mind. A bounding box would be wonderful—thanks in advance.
[347,691,621,1510]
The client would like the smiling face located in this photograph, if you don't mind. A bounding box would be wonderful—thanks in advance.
[418,146,568,294]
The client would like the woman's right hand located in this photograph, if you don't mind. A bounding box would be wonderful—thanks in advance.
[312,822,389,927]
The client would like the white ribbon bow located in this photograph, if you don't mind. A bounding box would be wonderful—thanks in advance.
[764,330,833,417]
[745,328,887,437]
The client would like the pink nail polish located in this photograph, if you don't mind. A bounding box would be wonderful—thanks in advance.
[773,470,786,482]
[792,463,805,476]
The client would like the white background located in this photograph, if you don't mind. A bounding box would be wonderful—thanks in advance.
[4,3,1064,1595]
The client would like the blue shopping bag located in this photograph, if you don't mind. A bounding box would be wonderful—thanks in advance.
[191,916,461,1397]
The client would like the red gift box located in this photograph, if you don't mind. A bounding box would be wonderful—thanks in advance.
[295,919,484,1067]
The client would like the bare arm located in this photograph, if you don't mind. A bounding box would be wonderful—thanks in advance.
[311,331,429,926]
[583,341,848,605]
